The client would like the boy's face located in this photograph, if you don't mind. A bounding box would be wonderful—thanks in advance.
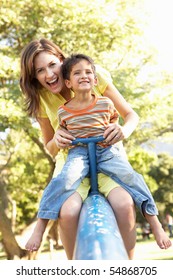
[65,59,97,92]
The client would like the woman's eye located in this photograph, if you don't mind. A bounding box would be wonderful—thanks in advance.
[50,63,56,67]
[36,68,44,74]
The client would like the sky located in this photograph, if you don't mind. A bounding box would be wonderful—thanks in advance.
[143,0,173,71]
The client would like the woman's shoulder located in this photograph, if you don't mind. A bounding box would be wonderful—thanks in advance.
[95,64,112,82]
[94,65,113,95]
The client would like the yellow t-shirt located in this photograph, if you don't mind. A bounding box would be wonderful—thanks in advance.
[38,65,119,200]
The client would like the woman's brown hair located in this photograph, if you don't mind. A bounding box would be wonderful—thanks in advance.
[20,38,66,117]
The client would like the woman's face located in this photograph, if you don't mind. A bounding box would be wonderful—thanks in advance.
[34,51,64,94]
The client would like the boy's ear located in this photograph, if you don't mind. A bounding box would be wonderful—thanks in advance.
[65,79,72,88]
[94,76,98,86]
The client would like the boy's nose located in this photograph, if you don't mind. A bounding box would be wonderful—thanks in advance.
[81,72,87,78]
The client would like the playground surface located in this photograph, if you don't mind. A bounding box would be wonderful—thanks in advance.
[37,237,173,260]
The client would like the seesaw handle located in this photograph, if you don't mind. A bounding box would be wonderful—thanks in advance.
[71,136,105,194]
[72,137,129,260]
[71,136,105,145]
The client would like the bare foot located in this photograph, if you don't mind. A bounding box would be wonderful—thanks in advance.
[152,227,172,249]
[25,218,49,251]
[25,231,43,251]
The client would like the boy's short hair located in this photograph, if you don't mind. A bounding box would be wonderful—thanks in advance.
[61,53,96,80]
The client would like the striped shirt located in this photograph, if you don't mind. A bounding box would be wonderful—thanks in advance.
[58,95,119,142]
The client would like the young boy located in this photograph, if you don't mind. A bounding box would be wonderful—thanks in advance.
[26,54,171,252]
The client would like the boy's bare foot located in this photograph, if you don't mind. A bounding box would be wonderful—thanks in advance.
[25,231,43,251]
[152,227,172,249]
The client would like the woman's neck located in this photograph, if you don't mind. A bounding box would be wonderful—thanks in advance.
[60,86,71,101]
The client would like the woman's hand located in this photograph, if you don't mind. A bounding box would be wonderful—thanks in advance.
[54,127,75,149]
[103,123,126,145]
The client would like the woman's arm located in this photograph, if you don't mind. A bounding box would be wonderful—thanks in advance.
[37,117,59,157]
[37,117,75,158]
[103,83,139,144]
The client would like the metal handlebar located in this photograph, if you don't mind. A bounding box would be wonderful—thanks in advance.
[72,136,105,194]
[71,135,105,145]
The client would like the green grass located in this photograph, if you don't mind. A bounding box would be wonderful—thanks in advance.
[0,237,173,260]
[33,236,173,260]
[134,236,173,260]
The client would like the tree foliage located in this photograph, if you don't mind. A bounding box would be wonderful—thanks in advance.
[0,0,173,259]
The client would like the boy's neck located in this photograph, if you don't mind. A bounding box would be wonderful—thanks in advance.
[65,91,95,110]
[73,90,93,102]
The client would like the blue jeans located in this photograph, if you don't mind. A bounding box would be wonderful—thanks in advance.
[37,145,158,220]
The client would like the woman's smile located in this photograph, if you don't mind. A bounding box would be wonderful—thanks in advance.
[34,51,64,94]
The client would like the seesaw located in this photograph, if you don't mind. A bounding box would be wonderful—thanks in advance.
[72,136,128,260]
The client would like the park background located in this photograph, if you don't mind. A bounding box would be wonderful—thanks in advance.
[0,0,173,260]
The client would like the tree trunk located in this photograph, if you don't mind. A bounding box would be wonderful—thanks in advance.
[0,178,27,259]
[0,203,26,259]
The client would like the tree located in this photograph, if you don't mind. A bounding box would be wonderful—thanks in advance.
[0,0,173,258]
[150,153,173,215]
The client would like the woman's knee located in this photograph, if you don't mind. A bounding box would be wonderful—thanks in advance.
[108,187,135,216]
[59,192,82,222]
[119,194,135,214]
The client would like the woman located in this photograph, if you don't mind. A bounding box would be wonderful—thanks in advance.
[20,38,138,259]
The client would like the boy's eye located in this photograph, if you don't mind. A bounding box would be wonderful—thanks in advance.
[74,71,80,75]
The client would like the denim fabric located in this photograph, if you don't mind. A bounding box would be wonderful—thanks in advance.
[96,145,158,216]
[38,146,89,220]
[37,145,158,220]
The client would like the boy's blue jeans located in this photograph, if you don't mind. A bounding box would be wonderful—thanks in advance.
[38,145,158,220]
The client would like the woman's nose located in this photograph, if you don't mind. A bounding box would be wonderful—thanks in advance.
[45,68,53,78]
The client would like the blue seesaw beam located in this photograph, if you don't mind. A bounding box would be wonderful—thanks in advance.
[72,136,128,260]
